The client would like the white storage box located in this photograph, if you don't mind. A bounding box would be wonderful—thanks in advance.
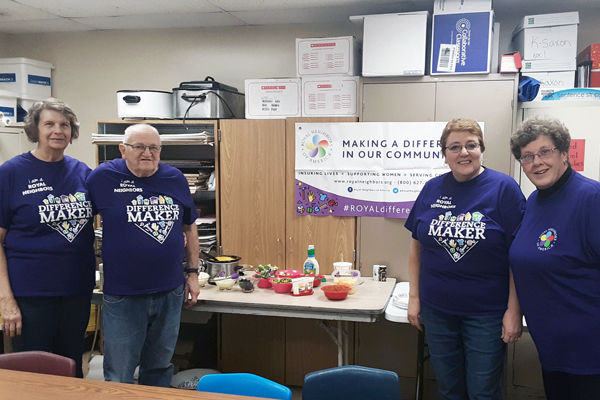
[18,95,45,113]
[352,12,429,77]
[296,36,361,77]
[0,58,53,98]
[431,11,495,75]
[521,58,576,72]
[524,71,576,101]
[0,90,18,125]
[301,76,361,118]
[245,79,301,119]
[512,11,579,33]
[512,24,578,61]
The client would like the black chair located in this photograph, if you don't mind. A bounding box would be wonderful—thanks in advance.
[303,365,402,400]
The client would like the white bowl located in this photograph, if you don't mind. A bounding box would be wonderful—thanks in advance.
[215,278,236,290]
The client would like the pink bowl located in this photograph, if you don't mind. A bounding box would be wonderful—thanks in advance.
[256,277,272,289]
[269,278,293,294]
[277,269,302,279]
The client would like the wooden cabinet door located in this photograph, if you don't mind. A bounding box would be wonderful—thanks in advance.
[219,119,286,267]
[284,117,357,275]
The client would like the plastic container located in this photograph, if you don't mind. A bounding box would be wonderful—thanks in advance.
[302,245,320,275]
[0,58,53,98]
[291,276,314,296]
[332,269,361,295]
[333,261,352,274]
[322,285,351,300]
[301,274,325,287]
[269,278,293,294]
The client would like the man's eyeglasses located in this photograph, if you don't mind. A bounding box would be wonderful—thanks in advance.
[444,142,480,153]
[518,148,557,165]
[122,143,162,153]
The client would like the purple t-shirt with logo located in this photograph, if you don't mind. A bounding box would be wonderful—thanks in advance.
[87,158,198,296]
[0,152,95,296]
[405,168,525,315]
[510,171,600,374]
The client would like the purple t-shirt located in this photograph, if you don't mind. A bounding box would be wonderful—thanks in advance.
[0,152,95,296]
[87,158,198,296]
[405,168,525,315]
[510,171,600,374]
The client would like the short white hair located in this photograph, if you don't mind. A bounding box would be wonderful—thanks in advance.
[123,124,160,144]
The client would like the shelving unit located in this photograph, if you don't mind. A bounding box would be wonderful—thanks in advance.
[95,119,220,254]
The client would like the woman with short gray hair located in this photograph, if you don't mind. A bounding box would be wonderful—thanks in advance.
[509,116,600,399]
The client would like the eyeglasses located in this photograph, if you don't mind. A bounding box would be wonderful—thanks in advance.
[444,142,480,153]
[122,143,162,153]
[518,148,557,165]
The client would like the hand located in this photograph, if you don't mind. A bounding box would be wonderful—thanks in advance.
[184,275,200,307]
[501,307,523,344]
[0,297,22,337]
[407,296,423,331]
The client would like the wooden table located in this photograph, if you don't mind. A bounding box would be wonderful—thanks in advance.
[0,369,271,400]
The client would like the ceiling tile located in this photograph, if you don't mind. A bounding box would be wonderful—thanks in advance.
[72,12,245,30]
[209,0,405,12]
[0,18,96,34]
[0,0,60,21]
[14,0,222,18]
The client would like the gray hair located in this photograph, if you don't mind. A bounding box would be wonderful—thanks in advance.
[24,98,80,143]
[123,124,160,144]
[510,116,571,165]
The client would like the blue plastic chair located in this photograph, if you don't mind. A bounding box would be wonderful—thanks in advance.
[197,372,292,400]
[302,365,402,400]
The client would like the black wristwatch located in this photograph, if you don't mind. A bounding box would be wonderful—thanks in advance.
[184,268,199,275]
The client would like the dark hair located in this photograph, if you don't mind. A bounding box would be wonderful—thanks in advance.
[510,116,570,164]
[440,118,485,156]
[24,98,79,143]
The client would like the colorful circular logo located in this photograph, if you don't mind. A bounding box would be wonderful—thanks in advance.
[537,228,557,251]
[456,18,471,31]
[305,135,329,158]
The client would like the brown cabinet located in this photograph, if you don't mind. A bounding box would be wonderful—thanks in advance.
[218,117,357,385]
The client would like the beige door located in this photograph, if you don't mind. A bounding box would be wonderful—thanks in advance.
[285,117,357,274]
[219,119,286,267]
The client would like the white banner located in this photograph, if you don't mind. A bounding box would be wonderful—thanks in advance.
[295,122,460,218]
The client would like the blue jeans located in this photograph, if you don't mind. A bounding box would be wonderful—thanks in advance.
[12,293,92,378]
[102,284,184,387]
[420,303,505,400]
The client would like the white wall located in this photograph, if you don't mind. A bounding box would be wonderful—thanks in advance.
[3,23,361,167]
[3,5,600,167]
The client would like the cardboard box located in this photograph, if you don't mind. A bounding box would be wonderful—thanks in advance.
[0,89,18,125]
[296,36,361,77]
[244,79,301,119]
[534,88,600,101]
[521,58,576,72]
[0,58,53,98]
[301,76,361,118]
[523,71,576,100]
[512,11,579,34]
[578,44,600,69]
[512,24,578,61]
[431,11,494,75]
[352,12,430,77]
[433,0,491,14]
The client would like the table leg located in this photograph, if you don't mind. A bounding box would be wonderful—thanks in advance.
[416,328,425,400]
[315,320,348,367]
[337,321,343,367]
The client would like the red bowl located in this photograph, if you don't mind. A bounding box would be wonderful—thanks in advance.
[255,276,273,289]
[321,285,351,300]
[277,269,302,279]
[301,274,325,287]
[269,278,293,293]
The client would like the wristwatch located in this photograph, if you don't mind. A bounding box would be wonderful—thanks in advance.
[184,268,199,275]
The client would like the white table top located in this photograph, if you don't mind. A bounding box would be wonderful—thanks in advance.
[94,277,397,323]
[384,282,528,329]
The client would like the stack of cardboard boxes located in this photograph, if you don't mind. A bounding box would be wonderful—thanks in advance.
[0,58,53,124]
[512,12,579,100]
[245,36,361,119]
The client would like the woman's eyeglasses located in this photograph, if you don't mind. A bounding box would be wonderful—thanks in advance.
[518,148,557,165]
[122,143,162,153]
[444,142,480,153]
